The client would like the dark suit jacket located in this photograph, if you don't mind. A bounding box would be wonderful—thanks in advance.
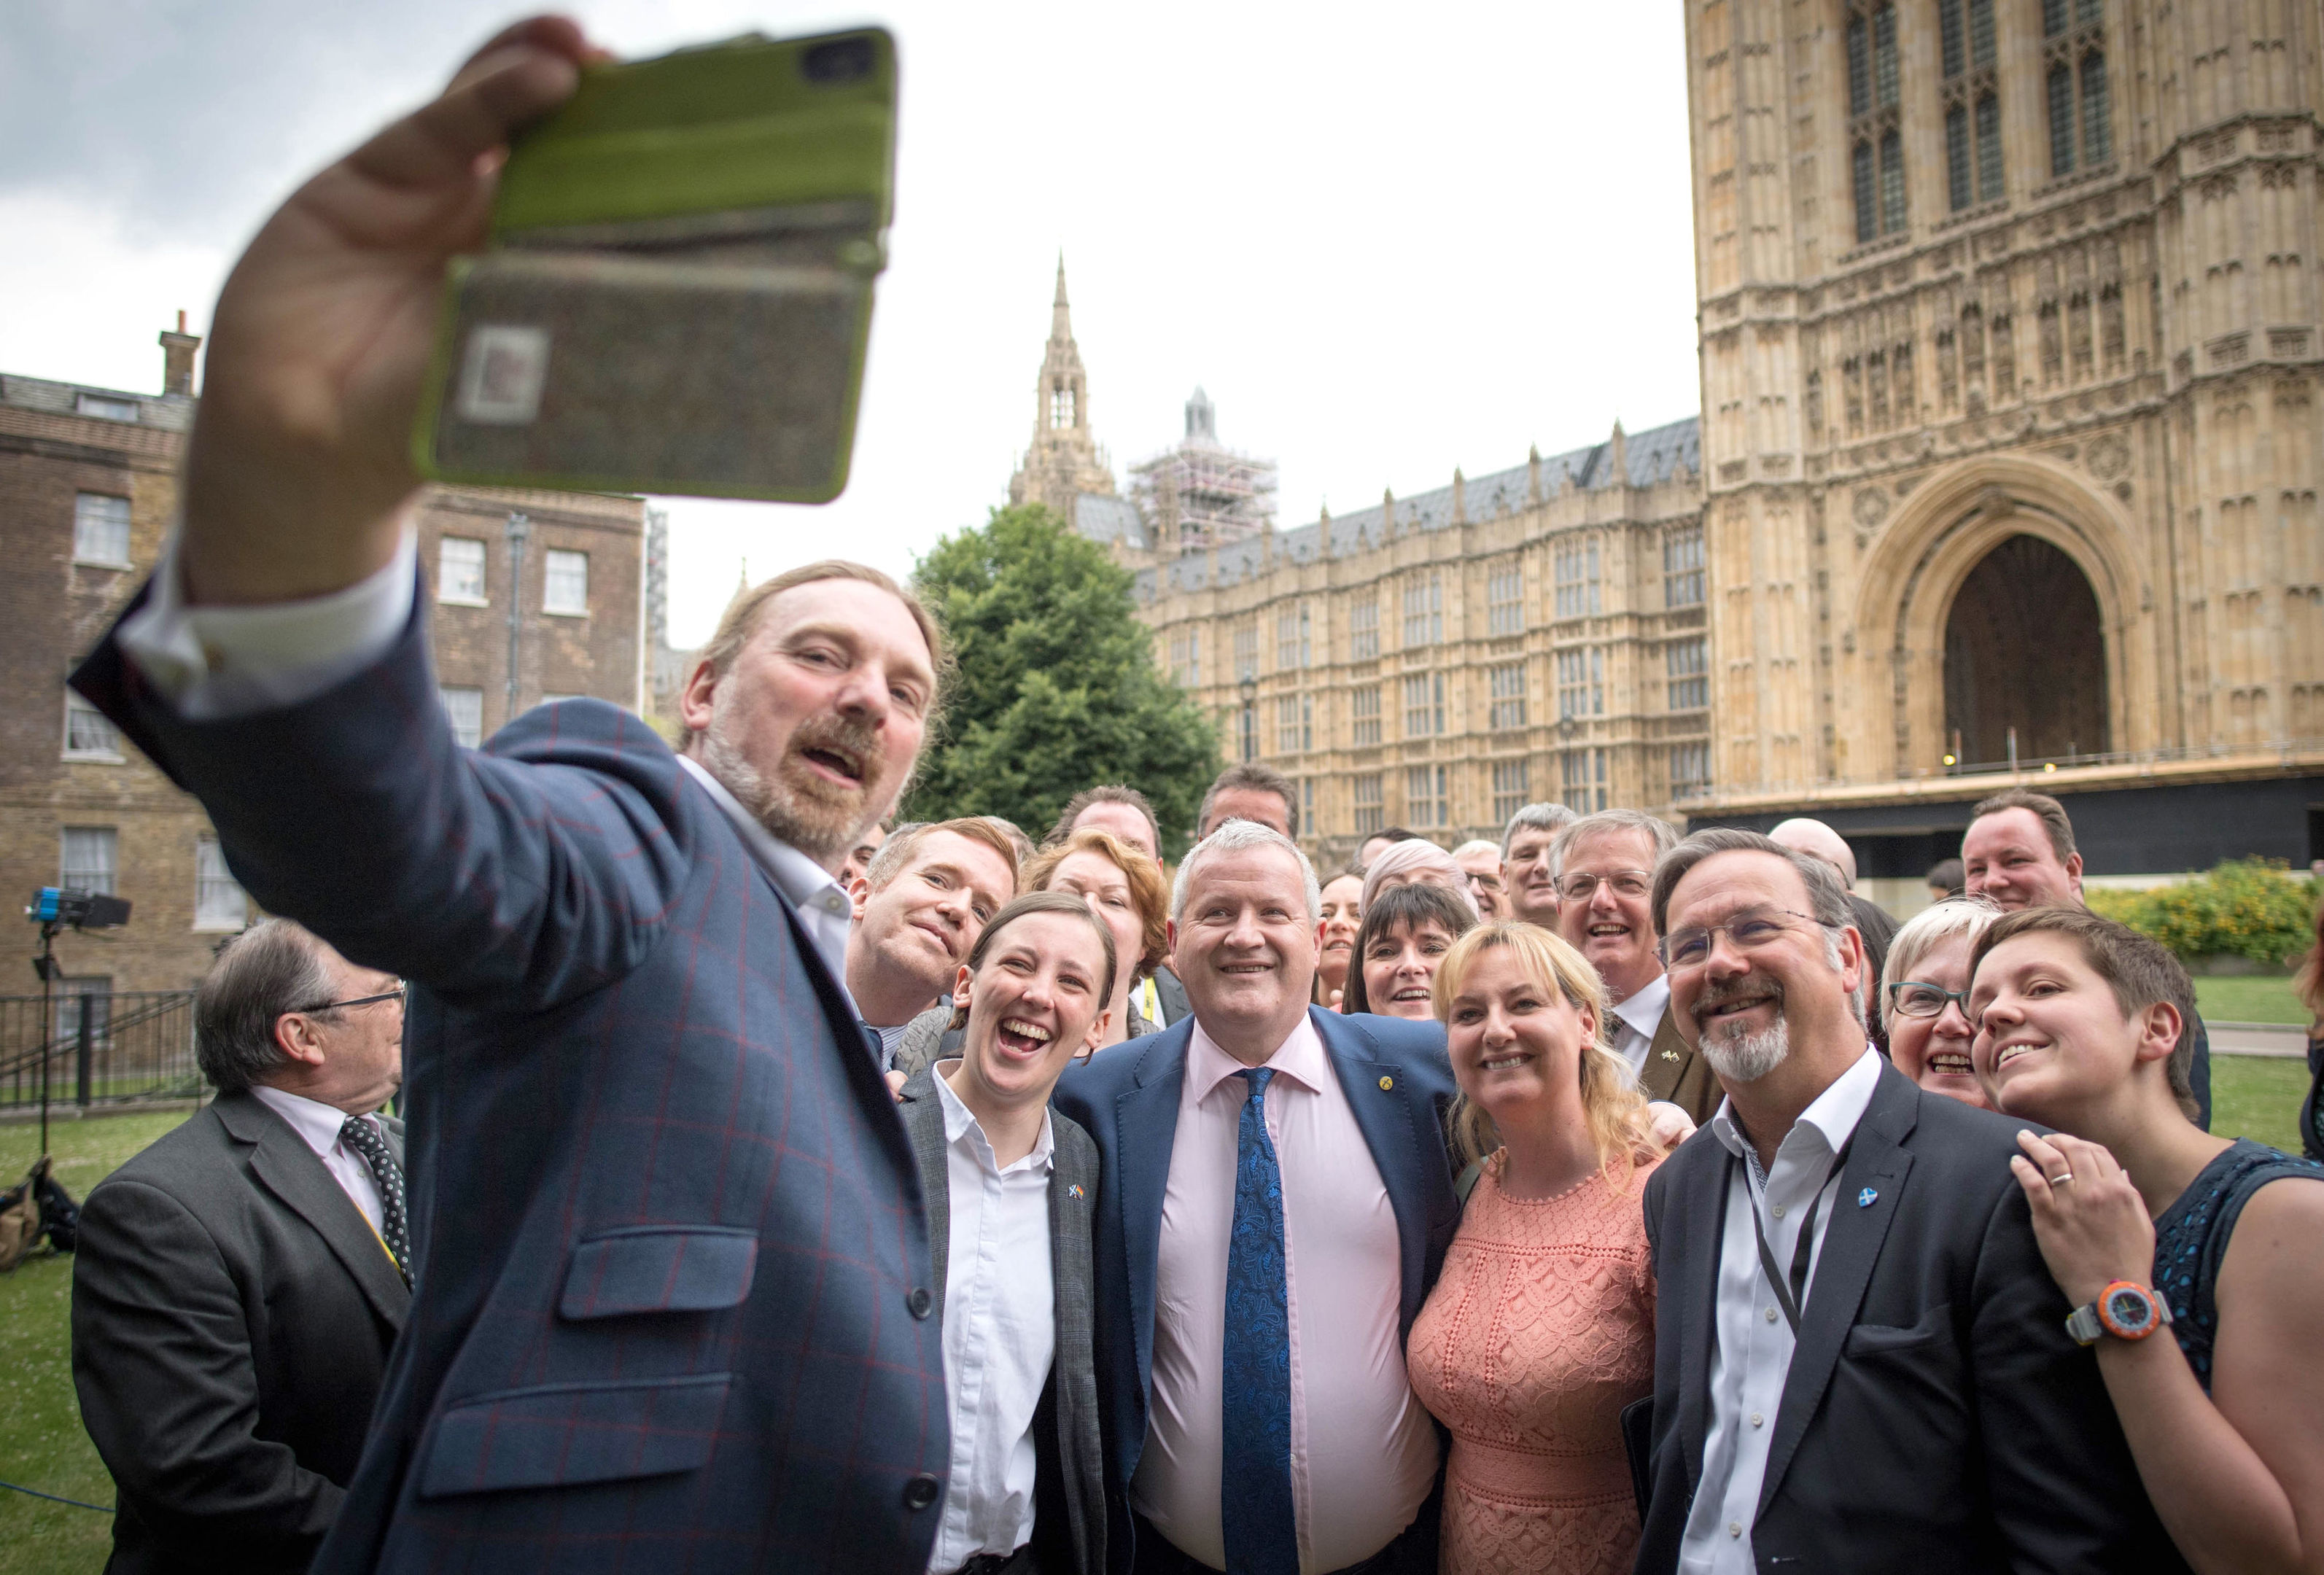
[1637,1003,1722,1129]
[1633,1060,2188,1574]
[73,591,947,1574]
[71,1092,410,1574]
[896,1066,1105,1575]
[1149,966,1191,1027]
[1050,1007,1461,1575]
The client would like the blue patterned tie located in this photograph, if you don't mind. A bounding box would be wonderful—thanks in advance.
[1221,1068,1297,1575]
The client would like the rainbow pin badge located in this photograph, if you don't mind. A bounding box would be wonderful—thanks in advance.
[1068,1184,1087,1200]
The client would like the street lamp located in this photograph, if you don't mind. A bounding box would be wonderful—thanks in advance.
[1238,674,1258,762]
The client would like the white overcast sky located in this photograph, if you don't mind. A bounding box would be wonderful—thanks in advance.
[2,1,1702,648]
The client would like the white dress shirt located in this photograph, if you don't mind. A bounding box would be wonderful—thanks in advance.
[249,1086,389,1234]
[1679,1046,1883,1574]
[1607,972,1672,1083]
[928,1069,1056,1573]
[1135,1014,1439,1573]
[109,526,857,987]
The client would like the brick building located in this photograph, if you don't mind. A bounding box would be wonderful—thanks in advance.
[0,326,646,998]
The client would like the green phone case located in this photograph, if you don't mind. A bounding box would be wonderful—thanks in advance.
[411,28,896,502]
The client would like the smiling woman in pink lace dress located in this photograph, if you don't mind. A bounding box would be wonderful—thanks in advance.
[1407,921,1666,1575]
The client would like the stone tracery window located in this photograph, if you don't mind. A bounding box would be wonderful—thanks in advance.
[1940,0,2003,212]
[2044,1,2109,177]
[1847,3,1907,244]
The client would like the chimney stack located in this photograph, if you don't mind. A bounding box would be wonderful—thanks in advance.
[160,311,201,397]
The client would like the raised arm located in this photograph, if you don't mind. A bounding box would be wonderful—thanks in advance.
[179,17,596,608]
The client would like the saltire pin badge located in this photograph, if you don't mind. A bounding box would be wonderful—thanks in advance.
[1068,1184,1087,1199]
[1857,1187,1879,1208]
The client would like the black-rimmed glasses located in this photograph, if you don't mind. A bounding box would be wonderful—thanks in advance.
[1658,909,1838,969]
[295,981,407,1015]
[1886,981,1974,1019]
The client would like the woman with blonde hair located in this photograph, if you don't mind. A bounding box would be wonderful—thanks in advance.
[1407,921,1665,1575]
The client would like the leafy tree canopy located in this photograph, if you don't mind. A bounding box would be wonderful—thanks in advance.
[906,504,1219,858]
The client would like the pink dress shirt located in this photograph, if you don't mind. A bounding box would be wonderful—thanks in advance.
[1132,1013,1441,1572]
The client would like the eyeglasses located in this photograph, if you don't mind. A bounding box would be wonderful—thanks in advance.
[1886,981,1973,1019]
[1659,909,1837,969]
[295,981,407,1015]
[1555,870,1652,902]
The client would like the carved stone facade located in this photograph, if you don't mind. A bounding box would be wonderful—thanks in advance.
[1007,258,1119,524]
[1684,0,2323,890]
[1034,0,2323,884]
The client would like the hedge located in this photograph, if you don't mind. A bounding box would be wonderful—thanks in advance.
[2083,860,2322,966]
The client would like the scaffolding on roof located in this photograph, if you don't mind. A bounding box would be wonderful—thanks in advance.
[1127,388,1278,556]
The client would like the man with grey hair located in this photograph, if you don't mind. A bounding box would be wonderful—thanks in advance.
[1054,820,1463,1574]
[72,919,409,1573]
[1500,802,1578,928]
[1547,810,1718,1125]
[1768,816,1900,997]
[1629,829,2183,1573]
[1450,839,1508,918]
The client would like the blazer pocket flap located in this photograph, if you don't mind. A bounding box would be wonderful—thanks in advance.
[559,1226,758,1319]
[419,1373,732,1498]
[1843,1303,1952,1356]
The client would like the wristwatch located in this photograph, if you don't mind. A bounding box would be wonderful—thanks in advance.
[2065,1280,2173,1346]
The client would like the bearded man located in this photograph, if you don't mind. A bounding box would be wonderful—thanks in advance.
[1626,829,2186,1575]
[66,20,955,1572]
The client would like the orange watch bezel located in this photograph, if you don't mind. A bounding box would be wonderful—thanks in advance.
[2095,1279,2164,1341]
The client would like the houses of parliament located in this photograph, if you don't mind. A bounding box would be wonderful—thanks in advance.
[1009,0,2324,897]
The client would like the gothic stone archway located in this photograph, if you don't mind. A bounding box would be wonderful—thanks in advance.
[1941,534,2110,766]
[1851,454,2149,779]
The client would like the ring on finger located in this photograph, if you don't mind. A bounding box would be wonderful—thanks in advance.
[2048,1171,2075,1186]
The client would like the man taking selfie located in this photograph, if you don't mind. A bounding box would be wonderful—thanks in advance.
[71,18,950,1574]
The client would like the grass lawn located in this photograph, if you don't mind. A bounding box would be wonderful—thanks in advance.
[2195,974,2315,1027]
[0,1109,193,1575]
[2210,1054,2312,1155]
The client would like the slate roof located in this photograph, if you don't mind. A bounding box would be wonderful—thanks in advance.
[1126,415,1699,599]
[1073,492,1149,551]
[0,373,193,432]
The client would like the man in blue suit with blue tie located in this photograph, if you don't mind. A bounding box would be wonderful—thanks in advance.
[68,18,952,1573]
[1052,821,1464,1575]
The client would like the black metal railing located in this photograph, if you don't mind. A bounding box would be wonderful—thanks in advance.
[0,991,201,1112]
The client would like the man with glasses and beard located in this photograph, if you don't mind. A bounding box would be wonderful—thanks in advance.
[66,22,955,1571]
[1628,829,2186,1575]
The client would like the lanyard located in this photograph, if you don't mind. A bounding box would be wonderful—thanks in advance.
[1744,1133,1854,1339]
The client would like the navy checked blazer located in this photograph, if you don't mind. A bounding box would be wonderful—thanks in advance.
[1049,1007,1463,1575]
[72,589,949,1574]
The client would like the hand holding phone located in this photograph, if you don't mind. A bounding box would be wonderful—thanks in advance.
[413,30,898,502]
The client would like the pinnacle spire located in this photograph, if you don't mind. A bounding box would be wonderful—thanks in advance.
[1052,252,1073,341]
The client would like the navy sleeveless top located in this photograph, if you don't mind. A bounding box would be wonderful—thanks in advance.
[2149,1138,2324,1391]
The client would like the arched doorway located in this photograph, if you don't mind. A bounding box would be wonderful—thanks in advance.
[1942,534,2110,766]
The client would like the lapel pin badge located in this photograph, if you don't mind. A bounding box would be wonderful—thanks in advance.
[1068,1184,1086,1199]
[1660,1049,1682,1062]
[1377,1076,1394,1091]
[1857,1187,1878,1208]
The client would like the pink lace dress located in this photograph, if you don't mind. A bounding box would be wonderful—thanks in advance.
[1407,1156,1660,1575]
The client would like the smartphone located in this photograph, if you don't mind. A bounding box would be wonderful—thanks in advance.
[412,28,896,502]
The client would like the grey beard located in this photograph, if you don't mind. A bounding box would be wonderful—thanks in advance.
[698,715,860,867]
[1701,1014,1791,1084]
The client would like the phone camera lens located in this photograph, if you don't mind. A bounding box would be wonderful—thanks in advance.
[802,38,874,84]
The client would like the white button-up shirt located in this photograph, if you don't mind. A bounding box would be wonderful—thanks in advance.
[928,1068,1056,1572]
[1608,972,1672,1082]
[249,1086,389,1234]
[1679,1046,1882,1574]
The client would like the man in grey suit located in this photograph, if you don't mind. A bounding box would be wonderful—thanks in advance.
[73,920,411,1574]
[895,891,1110,1575]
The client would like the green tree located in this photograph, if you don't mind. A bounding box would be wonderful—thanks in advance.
[906,504,1219,856]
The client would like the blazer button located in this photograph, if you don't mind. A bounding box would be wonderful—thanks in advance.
[903,1473,941,1511]
[907,1287,933,1319]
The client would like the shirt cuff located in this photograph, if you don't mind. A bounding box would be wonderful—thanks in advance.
[116,524,418,721]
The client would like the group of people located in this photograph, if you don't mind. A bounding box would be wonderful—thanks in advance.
[57,21,2324,1575]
